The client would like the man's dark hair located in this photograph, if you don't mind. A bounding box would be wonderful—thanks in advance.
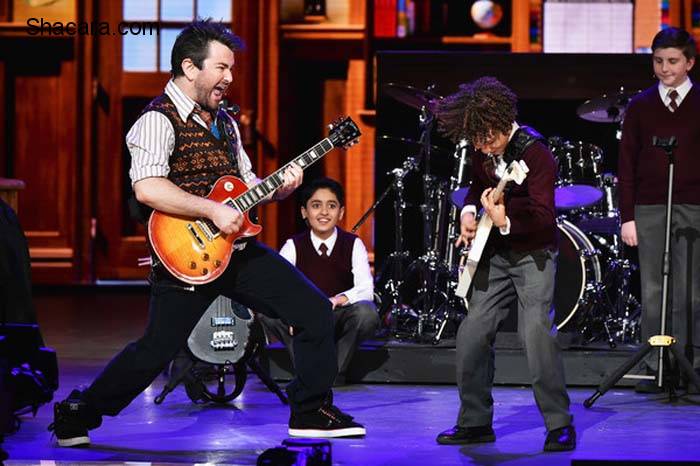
[652,27,697,60]
[171,19,243,77]
[432,76,517,146]
[300,177,345,207]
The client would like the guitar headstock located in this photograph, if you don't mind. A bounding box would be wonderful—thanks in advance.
[503,160,529,185]
[328,116,361,149]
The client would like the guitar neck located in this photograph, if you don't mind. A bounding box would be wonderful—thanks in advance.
[224,137,335,213]
[492,177,510,199]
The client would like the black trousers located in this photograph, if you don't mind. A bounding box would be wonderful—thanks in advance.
[82,241,336,417]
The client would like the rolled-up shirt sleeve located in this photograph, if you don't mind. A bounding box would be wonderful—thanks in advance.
[127,111,175,185]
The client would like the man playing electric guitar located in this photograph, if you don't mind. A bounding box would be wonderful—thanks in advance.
[49,20,365,447]
[432,77,575,451]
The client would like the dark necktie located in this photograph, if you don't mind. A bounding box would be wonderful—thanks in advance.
[193,105,214,129]
[668,89,679,112]
[319,243,328,257]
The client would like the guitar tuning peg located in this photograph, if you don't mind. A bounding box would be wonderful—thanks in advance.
[328,123,334,130]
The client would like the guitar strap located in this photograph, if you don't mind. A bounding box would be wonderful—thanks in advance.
[502,125,545,165]
[215,107,240,173]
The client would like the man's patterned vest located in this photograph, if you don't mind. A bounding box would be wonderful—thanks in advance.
[142,94,240,197]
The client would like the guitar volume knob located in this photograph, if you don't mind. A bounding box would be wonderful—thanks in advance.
[202,253,209,261]
[201,268,208,275]
[214,260,222,268]
[189,261,197,270]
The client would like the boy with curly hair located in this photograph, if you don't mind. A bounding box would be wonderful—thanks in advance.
[433,77,575,451]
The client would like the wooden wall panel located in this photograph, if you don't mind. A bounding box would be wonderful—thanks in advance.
[322,78,347,182]
[0,61,6,176]
[343,59,374,250]
[257,0,282,248]
[9,42,80,283]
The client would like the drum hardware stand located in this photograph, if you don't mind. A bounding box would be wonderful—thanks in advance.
[401,103,449,340]
[431,140,471,344]
[602,251,641,345]
[353,156,418,327]
[444,140,471,270]
[591,226,641,347]
[585,136,700,408]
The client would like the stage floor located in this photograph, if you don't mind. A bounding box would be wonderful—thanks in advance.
[5,286,699,465]
[5,358,700,466]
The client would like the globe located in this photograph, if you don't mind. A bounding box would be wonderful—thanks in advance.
[470,0,504,30]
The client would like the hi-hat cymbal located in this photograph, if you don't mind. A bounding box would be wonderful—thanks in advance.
[383,83,442,110]
[377,135,451,156]
[577,89,639,123]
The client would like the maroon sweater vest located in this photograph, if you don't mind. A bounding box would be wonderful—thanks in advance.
[293,229,356,298]
[463,140,558,252]
[618,83,700,223]
[142,94,239,196]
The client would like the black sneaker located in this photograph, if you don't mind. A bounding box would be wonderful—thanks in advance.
[47,390,91,447]
[288,404,366,438]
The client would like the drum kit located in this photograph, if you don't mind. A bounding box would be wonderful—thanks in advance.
[369,83,642,346]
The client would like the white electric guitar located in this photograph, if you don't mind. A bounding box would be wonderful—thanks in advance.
[455,160,530,305]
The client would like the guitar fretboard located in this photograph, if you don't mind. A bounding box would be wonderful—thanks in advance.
[492,166,513,199]
[201,138,335,235]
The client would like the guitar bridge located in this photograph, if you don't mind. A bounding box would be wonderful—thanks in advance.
[210,330,238,350]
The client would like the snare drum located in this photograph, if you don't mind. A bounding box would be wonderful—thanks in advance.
[554,219,602,330]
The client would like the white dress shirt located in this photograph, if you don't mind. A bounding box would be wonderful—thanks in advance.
[279,227,374,305]
[127,79,256,186]
[459,122,520,235]
[658,78,693,110]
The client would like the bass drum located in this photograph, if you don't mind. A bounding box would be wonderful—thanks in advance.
[554,219,602,330]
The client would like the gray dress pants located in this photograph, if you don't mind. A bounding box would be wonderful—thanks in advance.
[456,248,572,431]
[260,300,379,377]
[635,204,700,370]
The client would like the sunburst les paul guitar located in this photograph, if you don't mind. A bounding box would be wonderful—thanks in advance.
[148,116,361,285]
[455,160,529,307]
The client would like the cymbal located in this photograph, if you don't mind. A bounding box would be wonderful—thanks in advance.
[377,135,451,157]
[383,83,442,110]
[577,89,639,123]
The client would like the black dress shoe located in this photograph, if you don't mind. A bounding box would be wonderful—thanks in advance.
[544,425,576,452]
[436,425,495,445]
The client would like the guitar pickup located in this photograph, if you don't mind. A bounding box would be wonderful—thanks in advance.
[187,223,205,249]
[211,316,235,326]
[194,220,215,241]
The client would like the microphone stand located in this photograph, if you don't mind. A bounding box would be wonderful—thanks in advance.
[584,136,700,407]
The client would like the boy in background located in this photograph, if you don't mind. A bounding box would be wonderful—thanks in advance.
[618,27,700,392]
[260,177,379,386]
